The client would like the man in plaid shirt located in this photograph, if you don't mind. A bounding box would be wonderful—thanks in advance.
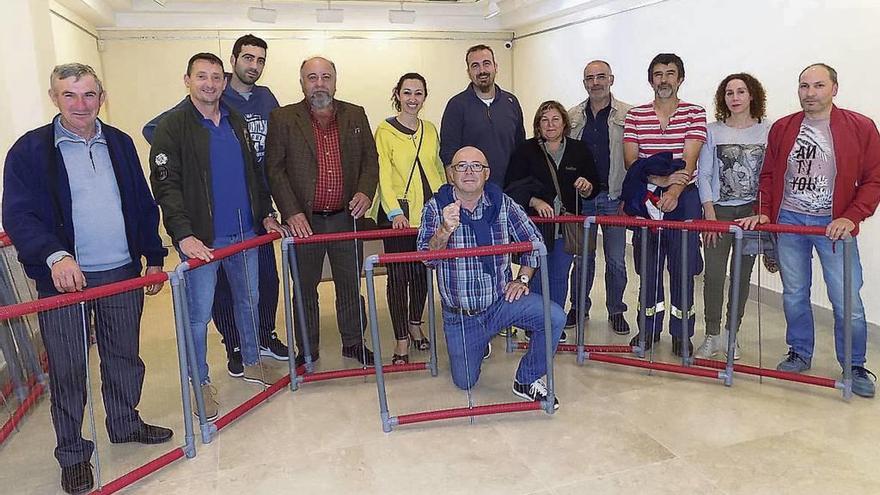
[417,146,564,408]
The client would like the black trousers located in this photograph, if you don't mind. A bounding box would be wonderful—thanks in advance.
[383,235,428,341]
[292,211,366,352]
[211,241,280,357]
[37,263,145,468]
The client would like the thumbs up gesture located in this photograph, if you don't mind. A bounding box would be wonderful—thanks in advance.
[442,200,461,232]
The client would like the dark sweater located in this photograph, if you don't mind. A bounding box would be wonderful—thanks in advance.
[2,119,166,292]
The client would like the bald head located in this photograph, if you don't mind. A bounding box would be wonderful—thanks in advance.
[300,56,337,109]
[450,146,488,167]
[448,146,490,195]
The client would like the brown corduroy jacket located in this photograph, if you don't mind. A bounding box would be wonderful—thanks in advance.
[265,99,379,223]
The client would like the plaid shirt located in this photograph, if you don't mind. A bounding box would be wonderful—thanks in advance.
[417,191,543,312]
[312,115,344,211]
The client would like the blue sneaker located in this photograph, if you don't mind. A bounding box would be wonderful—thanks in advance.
[776,350,811,373]
[850,366,876,398]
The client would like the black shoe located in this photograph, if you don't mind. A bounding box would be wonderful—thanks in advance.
[227,350,243,377]
[342,343,375,366]
[559,330,567,342]
[60,462,93,495]
[609,313,631,335]
[260,332,290,361]
[110,423,174,445]
[672,337,694,357]
[512,378,559,410]
[629,332,658,351]
[391,353,410,365]
[564,309,578,330]
[294,351,320,369]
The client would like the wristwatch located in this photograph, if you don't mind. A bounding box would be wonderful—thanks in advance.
[518,274,530,285]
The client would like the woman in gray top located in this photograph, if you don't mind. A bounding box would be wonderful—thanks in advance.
[695,73,770,360]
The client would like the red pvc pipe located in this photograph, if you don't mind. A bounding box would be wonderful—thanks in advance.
[395,400,543,425]
[300,362,427,383]
[214,374,292,430]
[90,447,185,494]
[588,353,722,379]
[590,215,830,236]
[292,227,418,246]
[0,272,168,322]
[530,215,587,225]
[513,342,633,353]
[182,232,281,270]
[0,382,45,444]
[378,241,535,264]
[693,358,838,388]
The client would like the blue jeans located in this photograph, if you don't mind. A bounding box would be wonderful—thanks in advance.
[441,294,565,389]
[183,232,261,384]
[776,209,867,367]
[529,238,573,308]
[570,192,628,315]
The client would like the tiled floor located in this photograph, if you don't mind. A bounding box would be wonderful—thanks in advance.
[1,243,877,495]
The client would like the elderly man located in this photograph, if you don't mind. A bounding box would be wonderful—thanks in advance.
[567,59,634,334]
[622,53,707,357]
[417,146,564,407]
[265,56,379,366]
[150,53,287,421]
[738,63,880,398]
[440,44,525,185]
[143,34,288,378]
[2,63,172,495]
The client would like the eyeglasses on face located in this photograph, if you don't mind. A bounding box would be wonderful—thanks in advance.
[452,161,486,172]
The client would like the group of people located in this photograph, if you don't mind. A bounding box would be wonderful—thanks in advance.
[3,32,879,495]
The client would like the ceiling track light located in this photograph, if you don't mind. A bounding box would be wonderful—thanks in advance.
[317,0,344,23]
[389,0,416,24]
[248,0,278,23]
[485,0,500,19]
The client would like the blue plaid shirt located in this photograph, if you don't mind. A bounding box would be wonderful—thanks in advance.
[417,190,543,312]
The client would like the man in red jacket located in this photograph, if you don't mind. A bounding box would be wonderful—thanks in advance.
[738,63,880,398]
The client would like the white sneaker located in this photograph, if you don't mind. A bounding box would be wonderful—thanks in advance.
[723,332,742,361]
[694,334,723,359]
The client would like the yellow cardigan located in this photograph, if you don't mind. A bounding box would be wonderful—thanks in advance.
[368,118,446,227]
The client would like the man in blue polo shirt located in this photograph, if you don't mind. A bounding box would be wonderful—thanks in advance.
[143,34,287,378]
[440,44,525,185]
[149,53,287,421]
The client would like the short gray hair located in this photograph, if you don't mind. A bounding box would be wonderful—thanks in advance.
[50,63,104,94]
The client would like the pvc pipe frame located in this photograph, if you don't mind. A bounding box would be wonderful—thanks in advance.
[365,240,555,432]
[569,216,854,399]
[279,235,432,396]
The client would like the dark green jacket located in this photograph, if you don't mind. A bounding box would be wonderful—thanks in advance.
[149,97,273,246]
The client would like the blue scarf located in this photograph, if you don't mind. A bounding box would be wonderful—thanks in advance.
[435,182,503,274]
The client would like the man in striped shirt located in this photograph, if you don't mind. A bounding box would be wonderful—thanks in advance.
[622,53,707,357]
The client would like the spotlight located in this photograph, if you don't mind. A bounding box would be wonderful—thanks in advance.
[485,0,500,19]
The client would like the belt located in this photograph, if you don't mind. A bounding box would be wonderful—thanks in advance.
[312,209,345,217]
[444,305,486,317]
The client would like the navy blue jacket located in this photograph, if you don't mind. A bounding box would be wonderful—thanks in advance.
[621,152,700,220]
[440,84,525,185]
[2,119,167,292]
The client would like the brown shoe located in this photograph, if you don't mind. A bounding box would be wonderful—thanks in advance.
[194,384,219,421]
[242,363,285,386]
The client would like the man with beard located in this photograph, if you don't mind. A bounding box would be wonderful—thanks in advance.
[440,44,525,185]
[622,53,707,357]
[265,56,379,366]
[143,34,288,378]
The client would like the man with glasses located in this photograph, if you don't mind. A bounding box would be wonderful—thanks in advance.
[417,146,564,407]
[567,60,634,335]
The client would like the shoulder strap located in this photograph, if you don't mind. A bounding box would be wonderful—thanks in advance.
[402,120,424,196]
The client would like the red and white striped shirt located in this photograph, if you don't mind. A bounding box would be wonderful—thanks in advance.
[623,101,707,161]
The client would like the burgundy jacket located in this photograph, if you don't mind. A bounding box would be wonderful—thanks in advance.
[758,105,880,235]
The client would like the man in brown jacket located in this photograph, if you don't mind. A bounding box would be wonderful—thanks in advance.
[265,56,379,366]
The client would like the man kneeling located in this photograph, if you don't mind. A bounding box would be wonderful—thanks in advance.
[417,146,565,408]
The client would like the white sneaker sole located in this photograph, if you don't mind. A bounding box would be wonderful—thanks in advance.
[260,347,290,361]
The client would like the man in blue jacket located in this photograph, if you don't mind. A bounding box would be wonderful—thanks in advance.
[2,63,172,495]
[143,34,288,378]
[440,44,525,186]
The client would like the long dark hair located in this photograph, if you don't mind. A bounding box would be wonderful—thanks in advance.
[391,72,428,112]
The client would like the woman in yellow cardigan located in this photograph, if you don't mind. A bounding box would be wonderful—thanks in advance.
[369,73,446,364]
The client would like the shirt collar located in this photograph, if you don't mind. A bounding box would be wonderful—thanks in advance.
[54,115,105,147]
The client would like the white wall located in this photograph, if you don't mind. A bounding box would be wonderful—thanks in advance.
[98,30,514,169]
[511,0,880,322]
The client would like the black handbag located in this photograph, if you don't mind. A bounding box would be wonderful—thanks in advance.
[377,122,424,227]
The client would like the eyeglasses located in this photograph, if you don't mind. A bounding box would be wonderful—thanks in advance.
[583,74,609,83]
[452,161,486,172]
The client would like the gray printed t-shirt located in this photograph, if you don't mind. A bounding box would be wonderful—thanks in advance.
[781,117,836,216]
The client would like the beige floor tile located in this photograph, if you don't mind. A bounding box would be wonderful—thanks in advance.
[551,458,724,495]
